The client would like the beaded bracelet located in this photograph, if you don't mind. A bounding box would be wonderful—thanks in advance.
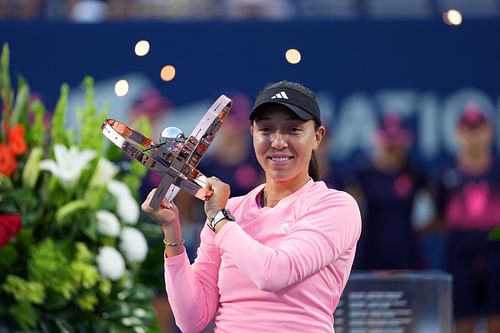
[163,239,185,247]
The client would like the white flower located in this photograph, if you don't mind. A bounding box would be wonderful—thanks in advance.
[119,227,148,263]
[89,158,119,188]
[96,210,121,237]
[97,246,126,281]
[39,144,96,189]
[108,180,139,224]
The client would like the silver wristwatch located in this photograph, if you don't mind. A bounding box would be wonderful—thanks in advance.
[208,208,235,231]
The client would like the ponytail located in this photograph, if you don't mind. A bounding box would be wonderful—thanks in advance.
[308,151,320,181]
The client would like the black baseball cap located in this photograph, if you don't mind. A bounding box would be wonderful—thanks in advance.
[249,85,321,124]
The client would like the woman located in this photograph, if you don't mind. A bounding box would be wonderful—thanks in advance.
[142,80,362,333]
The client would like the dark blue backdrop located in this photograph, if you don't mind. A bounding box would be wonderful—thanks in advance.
[1,19,499,166]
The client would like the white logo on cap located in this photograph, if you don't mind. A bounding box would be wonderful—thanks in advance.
[270,91,289,100]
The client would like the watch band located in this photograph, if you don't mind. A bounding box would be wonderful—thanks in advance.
[208,208,235,231]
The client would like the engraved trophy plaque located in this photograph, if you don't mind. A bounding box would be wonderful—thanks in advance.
[101,95,232,210]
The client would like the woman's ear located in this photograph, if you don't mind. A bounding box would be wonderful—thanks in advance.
[249,126,254,136]
[314,126,326,151]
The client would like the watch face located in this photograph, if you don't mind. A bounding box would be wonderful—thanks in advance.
[208,208,235,231]
[223,209,235,221]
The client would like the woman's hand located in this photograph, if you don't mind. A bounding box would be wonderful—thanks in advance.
[141,188,180,228]
[142,189,185,257]
[204,177,230,220]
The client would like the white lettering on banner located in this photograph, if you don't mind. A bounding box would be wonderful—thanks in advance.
[319,88,499,162]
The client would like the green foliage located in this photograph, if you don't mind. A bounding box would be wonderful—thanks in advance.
[2,275,45,304]
[10,76,30,128]
[51,83,70,149]
[78,76,108,153]
[28,100,46,147]
[0,43,160,332]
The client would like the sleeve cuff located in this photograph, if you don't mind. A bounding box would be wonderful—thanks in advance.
[164,250,190,268]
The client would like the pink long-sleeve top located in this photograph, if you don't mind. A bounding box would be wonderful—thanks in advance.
[164,180,362,333]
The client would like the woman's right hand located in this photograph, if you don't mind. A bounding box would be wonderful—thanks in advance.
[141,188,180,228]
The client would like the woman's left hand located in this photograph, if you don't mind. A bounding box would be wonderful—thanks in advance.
[204,177,230,220]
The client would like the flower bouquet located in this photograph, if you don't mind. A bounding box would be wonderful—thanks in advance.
[0,43,162,332]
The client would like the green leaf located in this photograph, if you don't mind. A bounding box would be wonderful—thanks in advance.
[0,173,13,190]
[55,199,88,226]
[29,100,46,147]
[0,244,19,269]
[10,76,30,127]
[9,301,40,331]
[22,147,43,189]
[79,216,97,241]
[78,76,107,153]
[51,83,69,149]
[54,317,75,333]
[1,43,12,110]
[43,289,69,310]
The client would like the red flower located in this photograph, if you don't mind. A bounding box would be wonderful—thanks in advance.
[0,144,17,176]
[0,213,22,248]
[8,124,27,156]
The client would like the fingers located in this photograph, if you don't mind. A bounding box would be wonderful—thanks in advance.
[161,200,173,209]
[206,176,219,188]
[142,188,173,211]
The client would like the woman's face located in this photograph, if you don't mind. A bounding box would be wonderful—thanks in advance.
[457,123,493,153]
[250,105,324,184]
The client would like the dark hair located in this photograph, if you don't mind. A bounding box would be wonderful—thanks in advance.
[255,80,322,181]
[309,121,322,181]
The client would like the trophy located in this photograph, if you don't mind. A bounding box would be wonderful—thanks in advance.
[101,95,232,210]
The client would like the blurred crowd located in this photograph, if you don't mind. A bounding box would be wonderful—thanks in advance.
[0,0,499,22]
[133,87,500,333]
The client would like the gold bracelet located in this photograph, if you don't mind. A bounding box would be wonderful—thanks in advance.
[163,239,185,247]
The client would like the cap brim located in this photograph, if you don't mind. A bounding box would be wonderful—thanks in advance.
[250,101,314,121]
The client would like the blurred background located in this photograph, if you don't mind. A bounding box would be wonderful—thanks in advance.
[1,1,499,332]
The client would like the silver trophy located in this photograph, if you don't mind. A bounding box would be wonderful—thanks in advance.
[101,95,232,210]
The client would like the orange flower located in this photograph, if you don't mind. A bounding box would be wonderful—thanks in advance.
[7,124,27,156]
[0,144,17,176]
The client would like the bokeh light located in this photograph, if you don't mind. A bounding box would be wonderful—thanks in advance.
[285,48,301,64]
[114,80,129,96]
[135,40,150,56]
[443,9,463,26]
[160,65,176,81]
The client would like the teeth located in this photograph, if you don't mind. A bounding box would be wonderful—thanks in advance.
[271,157,290,162]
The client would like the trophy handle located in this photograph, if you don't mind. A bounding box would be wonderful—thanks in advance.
[174,172,213,201]
[150,171,213,210]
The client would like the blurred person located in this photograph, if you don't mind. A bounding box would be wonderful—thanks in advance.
[128,87,173,140]
[141,80,361,333]
[68,0,107,22]
[343,113,428,270]
[221,0,295,20]
[0,0,44,20]
[432,103,500,333]
[132,0,192,19]
[106,0,134,20]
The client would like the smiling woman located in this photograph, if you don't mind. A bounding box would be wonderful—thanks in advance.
[141,80,362,333]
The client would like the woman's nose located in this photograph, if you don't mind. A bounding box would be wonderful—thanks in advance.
[271,132,287,149]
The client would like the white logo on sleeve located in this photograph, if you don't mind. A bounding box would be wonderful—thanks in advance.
[276,223,291,234]
[270,91,289,100]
